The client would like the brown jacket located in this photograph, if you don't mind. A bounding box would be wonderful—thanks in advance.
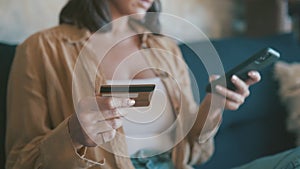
[6,24,215,169]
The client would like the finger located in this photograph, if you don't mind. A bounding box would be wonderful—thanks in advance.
[77,110,101,124]
[83,109,125,123]
[83,121,112,135]
[215,85,245,104]
[99,118,122,130]
[92,119,122,133]
[96,97,135,110]
[231,75,250,97]
[225,100,241,111]
[78,96,98,111]
[88,119,122,134]
[94,129,117,145]
[101,129,117,142]
[101,109,124,120]
[246,71,261,86]
[77,109,121,125]
[209,74,221,82]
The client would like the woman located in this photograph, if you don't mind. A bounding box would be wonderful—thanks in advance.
[5,0,264,169]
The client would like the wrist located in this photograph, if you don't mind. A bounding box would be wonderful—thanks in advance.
[189,94,223,142]
[68,114,97,147]
[68,115,84,149]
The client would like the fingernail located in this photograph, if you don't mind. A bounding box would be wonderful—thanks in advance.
[248,71,256,76]
[232,75,238,81]
[128,99,135,106]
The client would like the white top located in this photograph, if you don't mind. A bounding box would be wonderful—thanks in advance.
[106,77,176,156]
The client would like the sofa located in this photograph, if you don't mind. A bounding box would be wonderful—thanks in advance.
[179,33,300,169]
[0,43,16,168]
[1,33,299,169]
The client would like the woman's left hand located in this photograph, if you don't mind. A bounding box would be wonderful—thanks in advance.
[214,71,261,110]
[190,71,261,142]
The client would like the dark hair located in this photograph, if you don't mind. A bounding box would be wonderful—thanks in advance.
[59,0,161,33]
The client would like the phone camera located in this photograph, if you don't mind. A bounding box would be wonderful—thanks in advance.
[257,55,266,63]
[257,53,272,63]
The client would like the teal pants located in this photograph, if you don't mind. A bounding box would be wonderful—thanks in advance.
[233,147,300,169]
[131,147,300,169]
[130,150,174,169]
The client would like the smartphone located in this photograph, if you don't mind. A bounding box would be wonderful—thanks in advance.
[100,84,156,107]
[206,47,280,92]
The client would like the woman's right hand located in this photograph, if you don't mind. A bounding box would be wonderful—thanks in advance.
[68,96,135,148]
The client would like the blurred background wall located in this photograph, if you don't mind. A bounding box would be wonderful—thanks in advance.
[161,0,292,41]
[0,0,294,44]
[161,0,236,41]
[0,0,67,44]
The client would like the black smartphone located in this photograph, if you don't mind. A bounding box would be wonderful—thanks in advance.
[206,47,280,92]
[100,84,156,107]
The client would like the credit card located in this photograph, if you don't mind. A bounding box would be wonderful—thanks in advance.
[100,84,156,107]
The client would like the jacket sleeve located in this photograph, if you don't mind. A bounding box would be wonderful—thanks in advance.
[5,34,102,169]
[169,41,217,165]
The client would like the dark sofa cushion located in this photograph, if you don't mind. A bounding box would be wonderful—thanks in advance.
[0,43,16,169]
[179,33,300,169]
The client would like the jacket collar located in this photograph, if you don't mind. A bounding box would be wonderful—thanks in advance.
[59,24,91,44]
